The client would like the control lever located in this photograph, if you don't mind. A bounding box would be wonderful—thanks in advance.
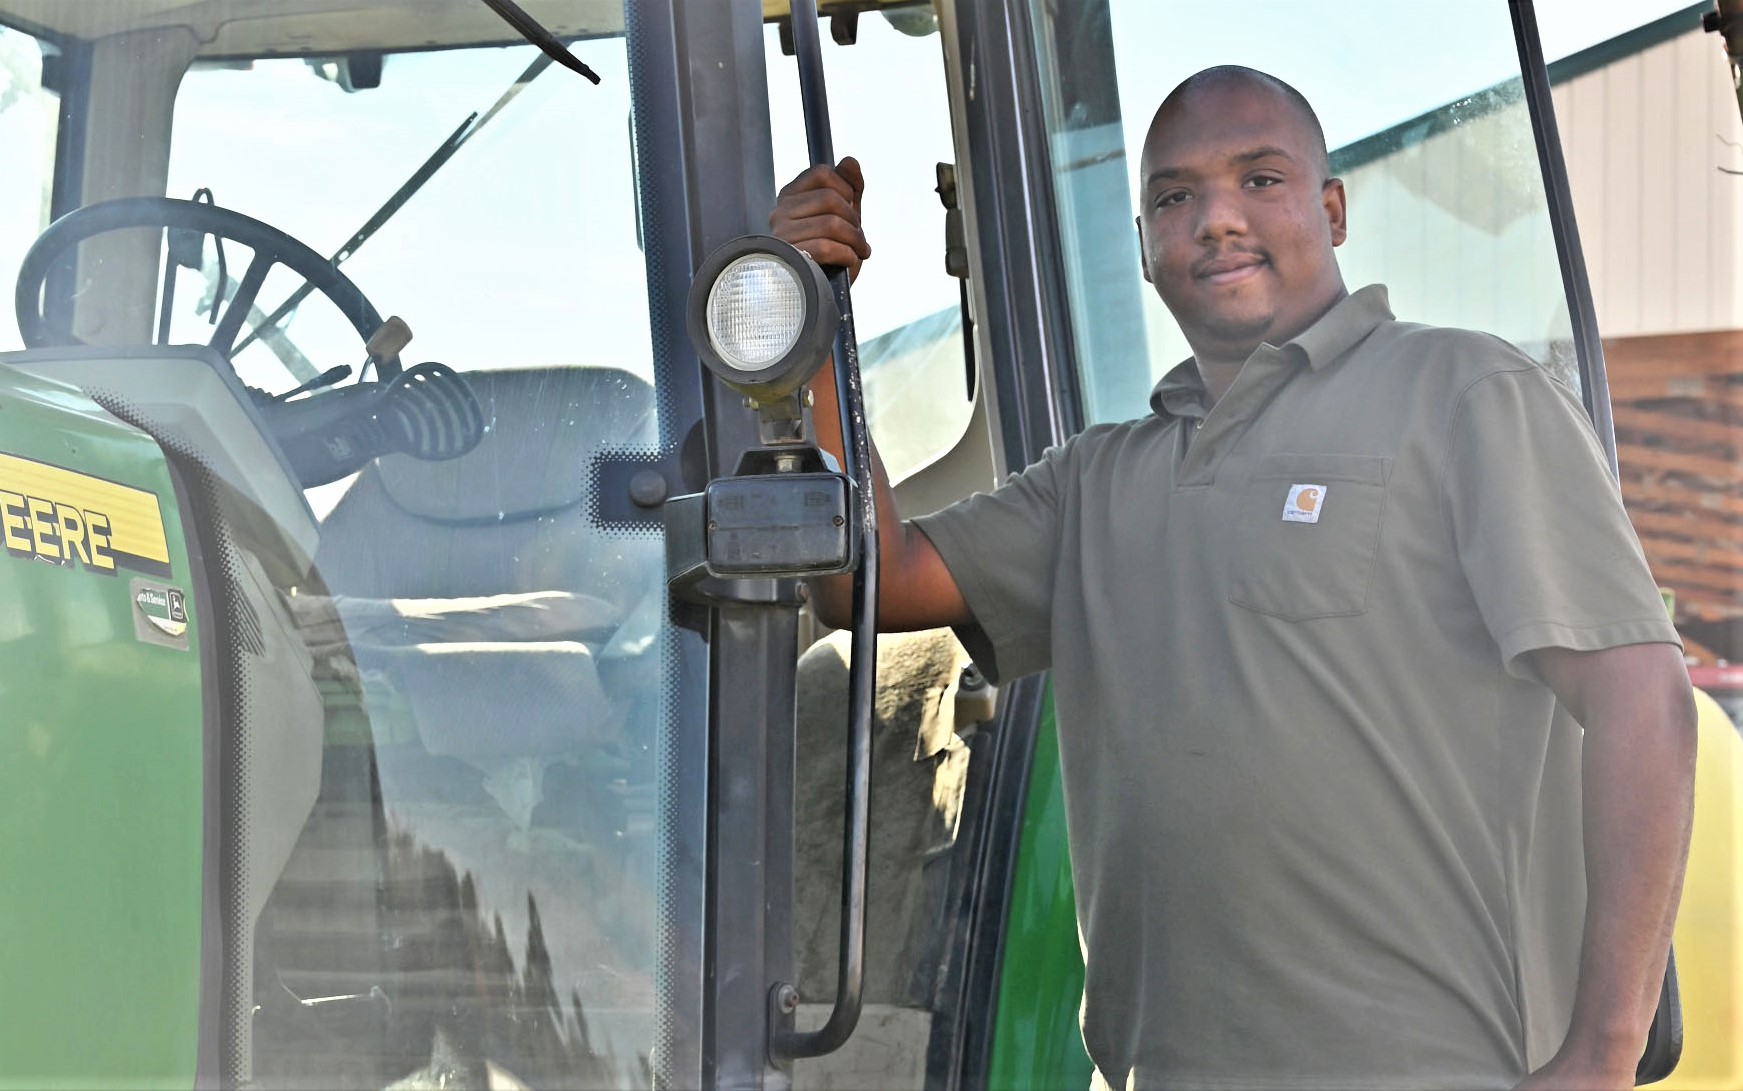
[365,315,414,376]
[263,360,484,488]
[274,364,353,401]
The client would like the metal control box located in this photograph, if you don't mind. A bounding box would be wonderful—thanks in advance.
[705,472,851,577]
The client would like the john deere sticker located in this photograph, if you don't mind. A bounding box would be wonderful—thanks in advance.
[131,579,191,650]
[0,452,170,575]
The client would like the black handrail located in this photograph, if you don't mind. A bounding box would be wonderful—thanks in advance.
[769,0,878,1063]
[1509,0,1618,477]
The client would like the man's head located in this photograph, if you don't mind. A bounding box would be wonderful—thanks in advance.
[1136,66,1348,364]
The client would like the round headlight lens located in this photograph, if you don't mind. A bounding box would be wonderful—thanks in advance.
[705,254,807,372]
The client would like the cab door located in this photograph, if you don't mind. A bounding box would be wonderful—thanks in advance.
[0,2,739,1086]
[672,0,1727,1088]
[968,0,1693,1087]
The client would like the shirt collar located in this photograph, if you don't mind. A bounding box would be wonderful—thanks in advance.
[1149,284,1394,420]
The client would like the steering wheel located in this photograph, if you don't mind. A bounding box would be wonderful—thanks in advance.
[15,197,387,372]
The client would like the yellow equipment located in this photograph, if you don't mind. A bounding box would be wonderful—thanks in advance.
[1651,685,1743,1088]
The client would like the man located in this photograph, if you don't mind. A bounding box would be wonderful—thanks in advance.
[771,66,1695,1091]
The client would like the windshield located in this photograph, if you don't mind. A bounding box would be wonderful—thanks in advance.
[166,44,654,393]
[0,5,705,1088]
[187,33,691,1091]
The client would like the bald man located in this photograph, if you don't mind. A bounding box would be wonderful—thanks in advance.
[772,67,1694,1091]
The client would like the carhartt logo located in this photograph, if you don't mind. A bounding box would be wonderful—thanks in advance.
[1282,484,1326,524]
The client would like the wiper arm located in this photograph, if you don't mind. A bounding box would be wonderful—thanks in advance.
[235,50,556,356]
[478,0,602,84]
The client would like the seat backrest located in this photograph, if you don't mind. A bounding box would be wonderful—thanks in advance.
[793,628,975,1008]
[315,366,658,610]
[313,366,660,766]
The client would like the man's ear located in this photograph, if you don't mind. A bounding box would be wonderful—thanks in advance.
[1135,216,1153,283]
[1323,177,1348,248]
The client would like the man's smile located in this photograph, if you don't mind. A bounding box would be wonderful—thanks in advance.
[1194,251,1268,286]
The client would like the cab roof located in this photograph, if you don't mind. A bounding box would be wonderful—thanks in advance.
[1,0,919,57]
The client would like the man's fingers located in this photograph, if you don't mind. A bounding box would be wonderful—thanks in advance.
[791,238,865,276]
[836,156,865,206]
[777,162,860,208]
[773,202,868,252]
[771,157,870,281]
[773,186,860,225]
[774,213,871,260]
[770,186,870,262]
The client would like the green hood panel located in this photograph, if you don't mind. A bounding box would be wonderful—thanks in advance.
[988,686,1093,1091]
[0,366,203,1086]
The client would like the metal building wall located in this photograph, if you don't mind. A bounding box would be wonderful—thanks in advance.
[1553,24,1743,337]
[1550,20,1743,644]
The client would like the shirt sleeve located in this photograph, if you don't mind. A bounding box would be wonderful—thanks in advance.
[1442,358,1681,678]
[911,437,1076,683]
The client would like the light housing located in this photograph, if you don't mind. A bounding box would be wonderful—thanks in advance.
[686,234,839,399]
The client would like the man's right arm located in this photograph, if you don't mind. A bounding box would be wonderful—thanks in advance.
[770,159,971,633]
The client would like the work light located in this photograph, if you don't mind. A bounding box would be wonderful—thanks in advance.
[686,235,839,399]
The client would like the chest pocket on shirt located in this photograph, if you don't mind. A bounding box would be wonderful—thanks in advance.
[1227,453,1391,621]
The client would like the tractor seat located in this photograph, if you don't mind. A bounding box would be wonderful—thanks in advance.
[311,367,661,816]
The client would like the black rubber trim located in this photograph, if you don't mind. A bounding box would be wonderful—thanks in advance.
[1511,0,1617,470]
[162,454,226,1091]
[940,673,1048,1091]
[1637,946,1685,1084]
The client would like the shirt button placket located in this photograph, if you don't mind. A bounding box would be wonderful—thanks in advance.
[1180,345,1294,485]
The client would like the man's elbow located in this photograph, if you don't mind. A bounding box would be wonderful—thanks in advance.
[1639,647,1697,755]
[1543,643,1699,791]
[1664,666,1699,771]
[1624,645,1700,785]
[809,574,854,631]
[1655,663,1700,839]
[1644,645,1699,746]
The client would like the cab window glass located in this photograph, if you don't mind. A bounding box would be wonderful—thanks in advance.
[169,47,653,389]
[764,10,969,482]
[154,30,692,1091]
[0,23,57,351]
[1027,0,1577,425]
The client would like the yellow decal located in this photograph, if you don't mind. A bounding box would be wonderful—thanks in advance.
[0,452,168,572]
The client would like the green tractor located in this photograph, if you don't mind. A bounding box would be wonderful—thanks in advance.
[0,0,1736,1087]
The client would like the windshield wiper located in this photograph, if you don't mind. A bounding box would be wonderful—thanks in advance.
[478,0,602,84]
[234,51,556,356]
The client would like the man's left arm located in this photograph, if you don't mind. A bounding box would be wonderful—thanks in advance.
[1515,641,1697,1091]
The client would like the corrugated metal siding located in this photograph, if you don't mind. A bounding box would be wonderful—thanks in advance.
[1552,27,1743,636]
[1553,28,1743,337]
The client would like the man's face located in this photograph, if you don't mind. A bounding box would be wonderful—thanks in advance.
[1137,81,1348,359]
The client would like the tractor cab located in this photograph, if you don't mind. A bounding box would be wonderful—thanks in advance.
[0,1,1734,1088]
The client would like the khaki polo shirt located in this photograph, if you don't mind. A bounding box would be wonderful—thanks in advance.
[913,286,1679,1090]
